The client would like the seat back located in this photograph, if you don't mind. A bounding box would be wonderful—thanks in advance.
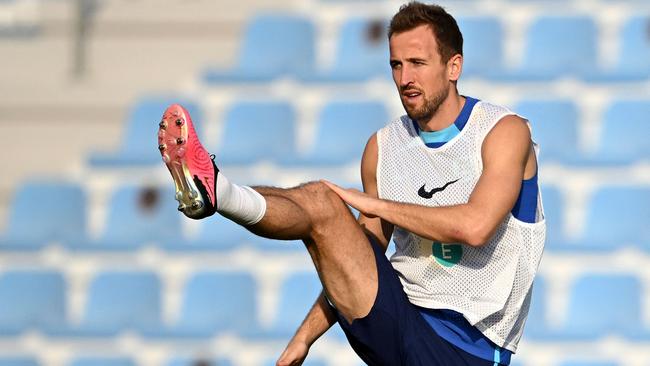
[82,271,161,332]
[217,101,296,164]
[0,270,66,331]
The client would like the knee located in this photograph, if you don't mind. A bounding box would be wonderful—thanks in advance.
[298,181,351,223]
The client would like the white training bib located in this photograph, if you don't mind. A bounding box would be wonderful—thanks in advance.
[376,101,546,352]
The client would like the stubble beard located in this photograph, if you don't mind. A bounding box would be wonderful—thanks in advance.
[403,86,450,124]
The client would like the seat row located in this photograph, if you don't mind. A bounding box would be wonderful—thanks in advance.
[0,269,336,340]
[0,268,648,341]
[201,14,650,84]
[90,96,650,168]
[1,182,648,251]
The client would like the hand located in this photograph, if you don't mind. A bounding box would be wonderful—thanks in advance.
[321,180,379,218]
[276,338,310,366]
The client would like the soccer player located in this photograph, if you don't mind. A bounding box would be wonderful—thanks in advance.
[157,2,545,365]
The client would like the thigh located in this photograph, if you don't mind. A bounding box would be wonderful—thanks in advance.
[331,238,496,366]
[298,183,380,323]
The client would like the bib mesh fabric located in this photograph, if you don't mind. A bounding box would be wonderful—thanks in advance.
[376,101,546,352]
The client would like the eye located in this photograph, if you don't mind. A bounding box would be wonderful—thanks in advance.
[390,61,401,70]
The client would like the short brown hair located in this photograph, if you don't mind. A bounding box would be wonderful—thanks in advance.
[388,2,463,64]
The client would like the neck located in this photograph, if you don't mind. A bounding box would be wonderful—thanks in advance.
[416,92,465,132]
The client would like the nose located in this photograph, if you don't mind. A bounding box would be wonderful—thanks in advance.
[396,64,415,89]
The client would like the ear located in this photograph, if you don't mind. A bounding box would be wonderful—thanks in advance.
[447,54,463,81]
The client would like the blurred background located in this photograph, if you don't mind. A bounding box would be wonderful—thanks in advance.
[0,0,649,365]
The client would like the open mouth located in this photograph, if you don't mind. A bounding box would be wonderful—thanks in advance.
[402,90,422,102]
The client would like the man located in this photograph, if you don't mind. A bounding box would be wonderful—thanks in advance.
[157,2,545,365]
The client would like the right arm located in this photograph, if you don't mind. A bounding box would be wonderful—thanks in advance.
[277,134,393,365]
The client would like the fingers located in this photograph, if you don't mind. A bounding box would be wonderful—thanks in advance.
[320,179,340,192]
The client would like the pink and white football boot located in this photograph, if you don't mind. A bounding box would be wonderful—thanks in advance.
[157,104,218,219]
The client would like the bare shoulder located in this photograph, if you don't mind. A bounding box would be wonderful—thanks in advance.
[361,133,379,190]
[483,114,531,152]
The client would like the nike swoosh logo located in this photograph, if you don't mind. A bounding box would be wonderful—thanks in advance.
[418,179,460,199]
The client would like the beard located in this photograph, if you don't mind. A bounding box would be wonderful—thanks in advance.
[402,86,450,124]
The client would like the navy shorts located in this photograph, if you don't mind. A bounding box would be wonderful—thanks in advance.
[330,236,497,366]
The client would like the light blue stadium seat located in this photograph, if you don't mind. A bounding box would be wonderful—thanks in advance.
[514,99,580,163]
[215,101,297,165]
[521,276,553,339]
[203,15,315,83]
[498,16,597,81]
[0,270,66,335]
[457,17,503,78]
[149,271,258,337]
[50,271,161,337]
[588,16,650,81]
[617,17,650,78]
[163,217,245,252]
[591,100,650,164]
[299,18,390,82]
[560,274,642,339]
[81,185,182,250]
[68,358,135,366]
[540,186,566,250]
[0,181,86,250]
[581,186,650,250]
[89,96,202,166]
[0,357,40,366]
[264,272,347,341]
[82,271,160,335]
[300,100,389,165]
[269,272,322,337]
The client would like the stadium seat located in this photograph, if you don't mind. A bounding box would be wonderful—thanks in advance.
[497,16,597,81]
[68,358,135,366]
[0,357,40,366]
[215,101,297,165]
[616,17,650,78]
[0,270,66,335]
[514,99,581,163]
[268,272,322,337]
[202,15,315,83]
[299,17,390,82]
[591,100,650,164]
[540,186,566,249]
[150,271,258,337]
[0,181,86,250]
[299,100,389,165]
[588,16,650,81]
[89,96,203,166]
[81,185,182,250]
[521,276,553,339]
[51,271,161,336]
[163,217,245,252]
[560,274,642,339]
[581,186,650,250]
[457,17,504,78]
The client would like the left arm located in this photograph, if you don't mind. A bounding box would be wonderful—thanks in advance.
[323,115,532,247]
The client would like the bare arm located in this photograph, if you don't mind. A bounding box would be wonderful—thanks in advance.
[324,115,533,247]
[357,133,395,249]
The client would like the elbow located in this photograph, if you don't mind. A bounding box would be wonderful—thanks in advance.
[462,221,495,248]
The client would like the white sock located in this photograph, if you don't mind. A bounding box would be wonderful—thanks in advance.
[215,173,267,226]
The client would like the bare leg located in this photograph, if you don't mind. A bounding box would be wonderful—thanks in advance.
[244,182,378,323]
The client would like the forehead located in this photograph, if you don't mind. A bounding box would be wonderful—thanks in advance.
[389,24,439,58]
